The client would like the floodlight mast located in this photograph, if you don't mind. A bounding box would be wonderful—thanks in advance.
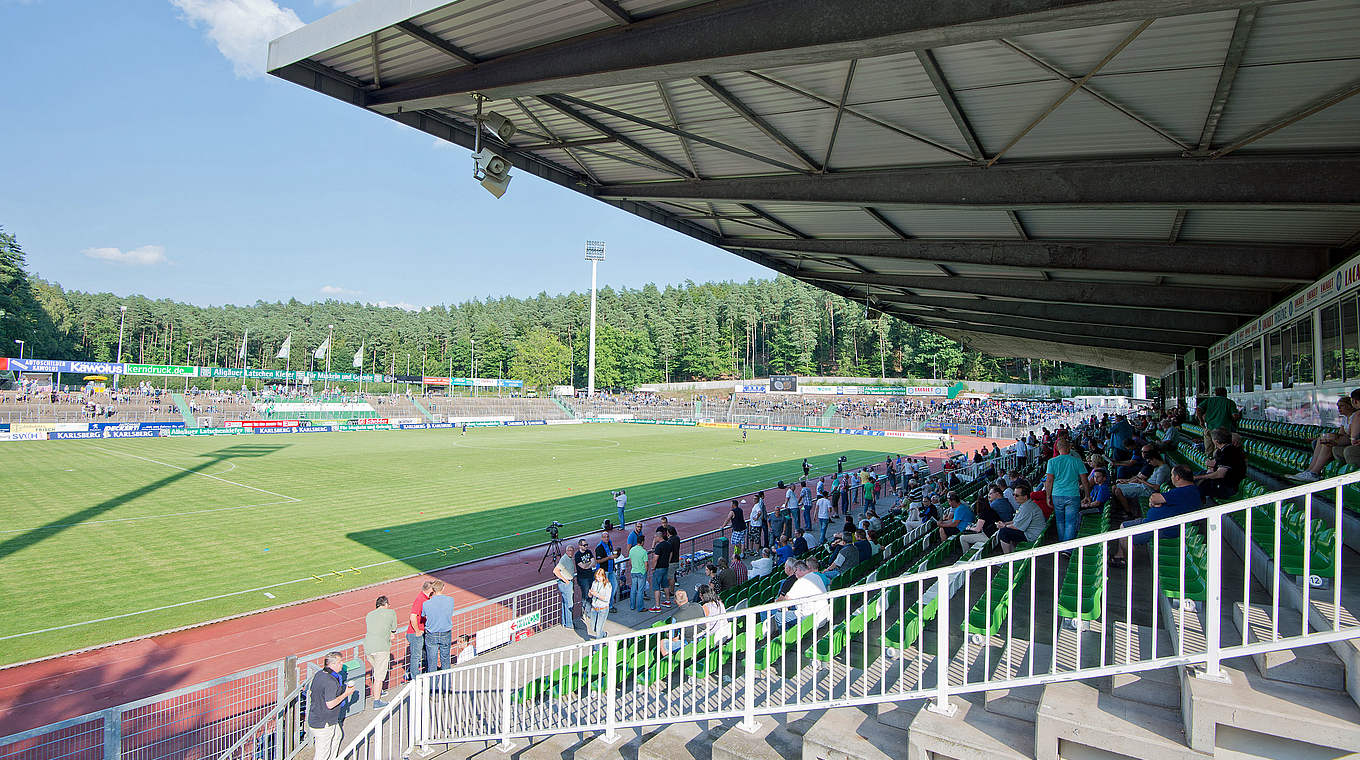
[585,241,606,397]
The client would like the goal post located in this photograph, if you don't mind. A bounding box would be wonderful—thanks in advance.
[733,414,772,427]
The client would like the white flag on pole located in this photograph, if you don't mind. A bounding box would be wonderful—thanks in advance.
[313,337,330,360]
[237,329,248,360]
[276,334,292,360]
[353,343,364,369]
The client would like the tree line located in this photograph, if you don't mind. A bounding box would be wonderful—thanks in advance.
[0,227,1128,391]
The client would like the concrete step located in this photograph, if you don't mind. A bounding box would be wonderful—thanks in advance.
[802,706,908,760]
[1185,658,1360,755]
[1233,602,1346,691]
[1098,622,1180,709]
[907,694,1036,760]
[512,727,656,760]
[636,719,722,760]
[984,639,1050,723]
[710,712,810,760]
[1036,679,1207,760]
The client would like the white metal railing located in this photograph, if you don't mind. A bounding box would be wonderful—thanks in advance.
[329,469,1360,755]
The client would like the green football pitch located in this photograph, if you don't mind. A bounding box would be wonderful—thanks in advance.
[0,425,935,665]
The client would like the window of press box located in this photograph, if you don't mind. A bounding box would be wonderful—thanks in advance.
[1294,317,1314,385]
[1344,296,1360,380]
[1322,303,1343,382]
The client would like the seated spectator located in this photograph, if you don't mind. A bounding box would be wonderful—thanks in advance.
[1112,449,1171,518]
[750,547,774,578]
[1194,428,1246,502]
[986,484,1015,522]
[1289,396,1358,482]
[1082,468,1111,514]
[824,532,860,580]
[793,531,810,555]
[937,493,972,540]
[1110,466,1202,565]
[763,561,830,635]
[998,483,1045,553]
[774,536,794,565]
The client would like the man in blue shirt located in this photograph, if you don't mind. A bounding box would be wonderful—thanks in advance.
[1111,466,1202,565]
[774,535,795,564]
[421,581,456,671]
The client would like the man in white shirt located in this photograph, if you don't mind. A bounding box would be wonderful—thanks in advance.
[814,493,833,543]
[768,562,830,634]
[613,489,627,530]
[750,547,774,578]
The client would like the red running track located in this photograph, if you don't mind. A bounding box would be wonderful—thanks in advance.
[0,435,1012,736]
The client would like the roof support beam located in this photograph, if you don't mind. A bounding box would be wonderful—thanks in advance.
[595,155,1360,206]
[740,204,808,239]
[908,314,1187,354]
[821,61,858,170]
[535,95,694,178]
[916,50,985,161]
[393,21,478,66]
[796,269,1272,315]
[723,238,1326,281]
[1195,7,1257,152]
[1211,79,1360,158]
[695,76,821,172]
[584,0,632,25]
[886,293,1241,335]
[358,0,1277,106]
[887,298,1223,341]
[551,93,811,174]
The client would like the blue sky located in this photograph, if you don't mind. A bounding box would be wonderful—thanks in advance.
[0,0,767,309]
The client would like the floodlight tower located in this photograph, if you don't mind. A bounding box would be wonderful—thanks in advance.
[585,241,606,397]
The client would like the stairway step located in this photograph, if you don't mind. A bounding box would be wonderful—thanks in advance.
[1036,680,1207,760]
[1185,659,1360,754]
[803,706,907,760]
[984,639,1051,722]
[636,720,720,760]
[1233,602,1346,691]
[710,714,804,760]
[1097,622,1180,709]
[908,694,1035,760]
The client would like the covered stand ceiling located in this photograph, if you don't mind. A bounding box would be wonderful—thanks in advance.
[269,0,1360,376]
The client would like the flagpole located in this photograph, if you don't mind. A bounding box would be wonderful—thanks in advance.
[325,324,334,394]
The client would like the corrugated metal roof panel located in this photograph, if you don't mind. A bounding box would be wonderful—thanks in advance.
[412,0,614,61]
[744,205,885,238]
[1242,0,1360,66]
[824,110,970,168]
[837,95,977,161]
[1180,209,1360,245]
[1212,60,1360,150]
[1238,95,1360,152]
[1009,19,1149,75]
[931,40,1056,90]
[619,0,711,18]
[1083,67,1221,147]
[849,259,952,277]
[873,208,1023,239]
[1099,10,1238,74]
[713,66,852,117]
[1021,208,1177,239]
[846,51,939,102]
[1003,87,1182,159]
[951,79,1070,157]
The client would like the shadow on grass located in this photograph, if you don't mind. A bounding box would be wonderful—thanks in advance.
[346,449,892,571]
[0,444,288,562]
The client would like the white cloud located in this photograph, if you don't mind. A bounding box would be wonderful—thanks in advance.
[320,285,359,295]
[170,0,304,78]
[82,245,169,266]
[315,0,359,8]
[371,300,420,311]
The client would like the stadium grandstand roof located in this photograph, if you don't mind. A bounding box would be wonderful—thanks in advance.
[268,0,1360,376]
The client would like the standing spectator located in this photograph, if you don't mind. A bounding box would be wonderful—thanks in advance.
[574,539,595,604]
[1197,387,1240,438]
[666,525,681,603]
[586,568,613,639]
[1044,437,1089,546]
[307,652,356,760]
[802,458,811,478]
[798,480,812,533]
[815,491,832,544]
[404,581,433,680]
[594,530,619,613]
[750,493,767,551]
[768,487,786,544]
[553,546,577,628]
[364,596,399,708]
[722,499,748,559]
[421,581,456,672]
[628,535,649,613]
[613,489,627,530]
[648,528,672,612]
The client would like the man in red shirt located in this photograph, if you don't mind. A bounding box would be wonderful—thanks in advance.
[404,580,434,681]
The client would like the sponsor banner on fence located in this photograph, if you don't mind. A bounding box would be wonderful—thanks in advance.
[123,364,197,377]
[227,419,304,428]
[546,418,583,425]
[49,430,105,440]
[13,422,90,433]
[474,610,543,654]
[103,430,160,439]
[89,421,186,431]
[400,423,431,430]
[421,376,451,386]
[252,427,300,435]
[463,420,503,427]
[4,358,127,375]
[0,431,47,442]
[430,422,454,428]
[253,402,376,414]
[580,417,620,423]
[739,423,789,432]
[699,421,737,429]
[447,416,514,423]
[163,428,246,436]
[734,384,768,393]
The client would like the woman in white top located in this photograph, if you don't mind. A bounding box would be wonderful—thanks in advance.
[587,568,613,640]
[699,586,732,642]
[1290,396,1354,482]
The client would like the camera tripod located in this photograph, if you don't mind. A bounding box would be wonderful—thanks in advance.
[538,536,565,572]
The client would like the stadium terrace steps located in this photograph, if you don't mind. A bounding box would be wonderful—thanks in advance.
[709,712,809,760]
[636,718,723,760]
[409,396,436,422]
[800,704,907,760]
[1233,602,1346,690]
[906,694,1035,760]
[1035,677,1206,760]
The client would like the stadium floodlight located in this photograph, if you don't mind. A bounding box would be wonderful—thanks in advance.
[472,148,513,199]
[480,111,517,143]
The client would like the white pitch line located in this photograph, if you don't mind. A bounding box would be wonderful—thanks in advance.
[93,445,300,503]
